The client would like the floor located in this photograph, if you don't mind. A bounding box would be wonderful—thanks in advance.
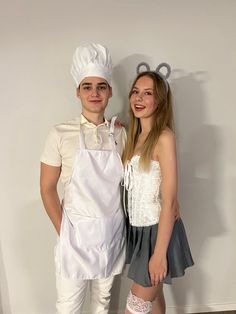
[193,311,236,314]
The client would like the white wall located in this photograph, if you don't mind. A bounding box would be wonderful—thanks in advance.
[1,0,236,313]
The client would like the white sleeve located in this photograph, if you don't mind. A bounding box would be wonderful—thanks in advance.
[40,127,62,167]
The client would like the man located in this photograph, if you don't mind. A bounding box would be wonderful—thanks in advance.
[40,43,126,313]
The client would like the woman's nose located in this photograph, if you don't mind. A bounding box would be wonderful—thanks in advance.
[136,93,143,101]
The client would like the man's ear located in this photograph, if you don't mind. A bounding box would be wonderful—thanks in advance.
[76,87,80,98]
[109,86,112,98]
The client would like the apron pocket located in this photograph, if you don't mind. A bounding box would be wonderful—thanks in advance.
[74,217,103,248]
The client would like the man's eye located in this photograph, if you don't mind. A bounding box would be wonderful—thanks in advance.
[97,85,107,91]
[83,86,91,90]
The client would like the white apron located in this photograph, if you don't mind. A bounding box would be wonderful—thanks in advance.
[55,117,126,280]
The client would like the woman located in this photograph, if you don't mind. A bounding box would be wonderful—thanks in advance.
[123,64,194,314]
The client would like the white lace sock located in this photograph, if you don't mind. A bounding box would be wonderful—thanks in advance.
[126,291,152,314]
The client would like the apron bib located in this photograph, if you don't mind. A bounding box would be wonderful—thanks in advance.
[55,117,126,279]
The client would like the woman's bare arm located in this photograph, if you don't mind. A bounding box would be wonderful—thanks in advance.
[149,129,177,285]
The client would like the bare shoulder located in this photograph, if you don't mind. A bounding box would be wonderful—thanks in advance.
[157,128,175,147]
[153,128,176,160]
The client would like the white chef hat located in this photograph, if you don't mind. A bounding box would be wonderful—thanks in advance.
[71,43,112,87]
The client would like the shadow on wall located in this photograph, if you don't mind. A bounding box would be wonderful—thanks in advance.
[0,242,12,314]
[169,70,226,312]
[112,53,154,125]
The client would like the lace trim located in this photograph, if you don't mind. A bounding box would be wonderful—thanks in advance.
[126,291,152,314]
[124,156,162,226]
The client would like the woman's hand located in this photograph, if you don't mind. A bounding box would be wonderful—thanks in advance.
[148,253,167,286]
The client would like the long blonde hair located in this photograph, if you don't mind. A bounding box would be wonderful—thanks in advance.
[122,71,174,170]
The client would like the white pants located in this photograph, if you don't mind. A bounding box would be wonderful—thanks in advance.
[56,275,114,314]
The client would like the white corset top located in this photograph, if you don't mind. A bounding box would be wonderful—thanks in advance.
[124,155,162,227]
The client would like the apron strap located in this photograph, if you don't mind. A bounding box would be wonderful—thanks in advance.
[109,116,117,150]
[109,116,117,134]
[121,161,133,217]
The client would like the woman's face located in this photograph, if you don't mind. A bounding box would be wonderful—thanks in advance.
[130,75,158,119]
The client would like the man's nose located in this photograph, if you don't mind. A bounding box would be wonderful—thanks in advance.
[91,88,99,96]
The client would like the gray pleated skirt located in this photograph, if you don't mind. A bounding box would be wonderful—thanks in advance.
[126,218,194,287]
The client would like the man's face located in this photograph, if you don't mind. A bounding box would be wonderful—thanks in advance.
[77,77,112,116]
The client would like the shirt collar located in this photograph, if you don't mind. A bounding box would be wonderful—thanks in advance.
[80,114,109,128]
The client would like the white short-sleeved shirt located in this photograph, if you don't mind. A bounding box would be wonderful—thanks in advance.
[41,114,127,185]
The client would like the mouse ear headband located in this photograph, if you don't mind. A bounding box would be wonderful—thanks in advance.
[136,62,171,92]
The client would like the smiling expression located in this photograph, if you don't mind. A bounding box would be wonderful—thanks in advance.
[130,75,158,120]
[77,77,112,115]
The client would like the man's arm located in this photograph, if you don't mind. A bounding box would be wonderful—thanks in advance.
[40,163,62,235]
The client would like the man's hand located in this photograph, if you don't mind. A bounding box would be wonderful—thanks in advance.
[114,118,124,128]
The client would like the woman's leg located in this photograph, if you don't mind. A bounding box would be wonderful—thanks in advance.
[125,282,164,314]
[151,284,165,314]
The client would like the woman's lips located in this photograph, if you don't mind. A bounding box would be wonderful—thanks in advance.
[134,104,145,111]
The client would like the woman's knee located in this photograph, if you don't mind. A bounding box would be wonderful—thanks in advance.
[126,291,152,314]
